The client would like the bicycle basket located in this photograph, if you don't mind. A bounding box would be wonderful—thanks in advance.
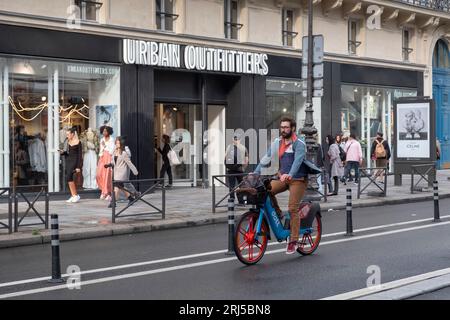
[236,174,267,205]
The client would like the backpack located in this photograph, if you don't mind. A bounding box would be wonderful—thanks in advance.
[375,140,386,158]
[338,145,346,162]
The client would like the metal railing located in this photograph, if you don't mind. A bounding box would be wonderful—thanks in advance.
[212,173,248,213]
[411,163,436,194]
[0,188,13,234]
[393,0,450,12]
[357,167,388,199]
[111,178,165,223]
[13,185,49,232]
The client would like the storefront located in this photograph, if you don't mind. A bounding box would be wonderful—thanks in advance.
[0,24,424,193]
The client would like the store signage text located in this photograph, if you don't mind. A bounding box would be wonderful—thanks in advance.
[122,39,269,75]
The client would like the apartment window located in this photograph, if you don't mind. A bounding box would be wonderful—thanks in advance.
[74,0,102,21]
[156,0,178,31]
[348,19,361,55]
[224,0,241,39]
[402,29,413,61]
[282,9,297,46]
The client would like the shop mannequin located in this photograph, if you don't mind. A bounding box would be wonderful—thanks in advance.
[80,127,100,189]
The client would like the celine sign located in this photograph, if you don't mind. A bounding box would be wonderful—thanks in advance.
[122,39,269,75]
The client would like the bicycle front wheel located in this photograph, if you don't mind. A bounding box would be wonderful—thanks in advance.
[234,211,269,265]
[297,214,322,256]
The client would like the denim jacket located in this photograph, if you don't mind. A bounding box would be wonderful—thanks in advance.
[254,137,321,178]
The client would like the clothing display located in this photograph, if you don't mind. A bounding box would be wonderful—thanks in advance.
[96,136,114,195]
[28,136,47,173]
[80,128,100,189]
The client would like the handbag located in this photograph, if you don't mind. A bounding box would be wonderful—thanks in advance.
[167,148,181,166]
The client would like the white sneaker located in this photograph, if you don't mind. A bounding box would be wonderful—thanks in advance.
[66,196,74,203]
[71,195,80,203]
[105,195,112,202]
[100,194,106,200]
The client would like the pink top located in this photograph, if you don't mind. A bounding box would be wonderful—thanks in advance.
[344,139,363,162]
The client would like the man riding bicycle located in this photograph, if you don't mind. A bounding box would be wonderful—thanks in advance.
[254,116,321,254]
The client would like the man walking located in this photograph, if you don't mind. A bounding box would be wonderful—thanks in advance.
[370,132,391,183]
[225,134,248,204]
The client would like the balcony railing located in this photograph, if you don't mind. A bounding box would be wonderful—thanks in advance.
[394,0,450,13]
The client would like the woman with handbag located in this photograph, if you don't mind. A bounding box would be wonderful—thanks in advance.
[156,134,173,188]
[60,127,82,203]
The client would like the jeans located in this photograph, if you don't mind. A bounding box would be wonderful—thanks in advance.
[343,161,360,182]
[269,178,308,242]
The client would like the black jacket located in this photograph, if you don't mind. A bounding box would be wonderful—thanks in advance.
[157,144,170,163]
[371,138,391,160]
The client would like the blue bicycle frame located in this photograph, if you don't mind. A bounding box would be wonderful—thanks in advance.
[255,195,313,242]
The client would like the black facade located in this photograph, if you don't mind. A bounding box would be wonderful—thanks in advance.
[0,24,424,185]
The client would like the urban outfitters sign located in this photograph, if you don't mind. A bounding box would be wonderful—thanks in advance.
[122,39,269,75]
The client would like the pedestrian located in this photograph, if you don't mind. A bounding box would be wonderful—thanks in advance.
[370,132,391,183]
[96,125,114,201]
[437,138,441,161]
[327,134,344,195]
[60,126,82,203]
[157,134,173,188]
[314,134,325,194]
[341,133,363,185]
[224,134,249,204]
[108,136,139,208]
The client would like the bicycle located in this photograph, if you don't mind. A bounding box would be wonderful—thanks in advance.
[234,175,322,265]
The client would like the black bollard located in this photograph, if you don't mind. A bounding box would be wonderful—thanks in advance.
[225,197,235,255]
[345,188,354,236]
[48,214,65,283]
[433,181,441,223]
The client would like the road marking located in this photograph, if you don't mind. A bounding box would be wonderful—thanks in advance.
[0,215,448,290]
[1,220,450,299]
[321,267,450,300]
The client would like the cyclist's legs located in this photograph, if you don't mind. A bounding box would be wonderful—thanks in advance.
[287,179,308,242]
[269,180,289,217]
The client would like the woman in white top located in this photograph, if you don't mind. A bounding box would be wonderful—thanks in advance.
[96,126,115,200]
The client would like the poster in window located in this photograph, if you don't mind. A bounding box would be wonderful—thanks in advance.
[96,105,118,132]
[396,102,430,158]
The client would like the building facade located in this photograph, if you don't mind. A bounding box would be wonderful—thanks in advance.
[0,0,448,192]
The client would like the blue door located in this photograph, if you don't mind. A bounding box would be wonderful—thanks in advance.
[433,40,450,169]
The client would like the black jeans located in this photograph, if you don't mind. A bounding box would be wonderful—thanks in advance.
[227,170,244,202]
[160,161,173,185]
[343,161,360,182]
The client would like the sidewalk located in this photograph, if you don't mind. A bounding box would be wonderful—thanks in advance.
[1,170,449,248]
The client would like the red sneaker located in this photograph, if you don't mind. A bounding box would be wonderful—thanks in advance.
[286,241,298,254]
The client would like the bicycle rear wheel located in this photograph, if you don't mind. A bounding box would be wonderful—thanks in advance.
[297,214,322,256]
[234,211,269,265]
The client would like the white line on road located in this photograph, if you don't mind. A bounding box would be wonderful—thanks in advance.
[321,267,450,300]
[1,215,448,290]
[1,220,450,299]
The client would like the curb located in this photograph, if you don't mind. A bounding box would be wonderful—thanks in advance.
[0,192,449,249]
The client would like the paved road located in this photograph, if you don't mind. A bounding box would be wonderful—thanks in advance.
[1,199,450,300]
[409,286,450,300]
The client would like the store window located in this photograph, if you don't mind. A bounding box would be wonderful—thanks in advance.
[0,56,120,191]
[224,0,241,39]
[266,79,322,141]
[340,84,417,169]
[156,0,178,31]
